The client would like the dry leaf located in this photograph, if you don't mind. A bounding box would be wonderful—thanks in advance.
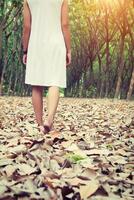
[0,97,134,199]
[80,180,99,199]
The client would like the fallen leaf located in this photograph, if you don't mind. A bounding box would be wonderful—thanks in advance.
[80,180,99,199]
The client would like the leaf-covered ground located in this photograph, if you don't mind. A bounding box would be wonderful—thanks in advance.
[0,97,134,200]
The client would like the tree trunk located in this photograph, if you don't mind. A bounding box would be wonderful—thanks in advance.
[114,36,125,99]
[97,54,102,97]
[127,67,134,100]
[0,35,8,96]
[0,27,3,95]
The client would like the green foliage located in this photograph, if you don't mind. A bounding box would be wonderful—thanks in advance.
[65,153,86,163]
[0,0,134,99]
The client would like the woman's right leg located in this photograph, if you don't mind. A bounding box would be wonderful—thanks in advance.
[32,85,44,126]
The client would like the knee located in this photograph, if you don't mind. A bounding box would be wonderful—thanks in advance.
[48,86,59,90]
[32,85,43,91]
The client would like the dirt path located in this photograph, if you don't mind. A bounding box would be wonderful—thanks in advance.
[0,97,134,199]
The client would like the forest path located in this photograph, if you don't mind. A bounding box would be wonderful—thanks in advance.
[0,97,134,199]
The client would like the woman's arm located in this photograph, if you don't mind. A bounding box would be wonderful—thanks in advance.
[22,0,31,63]
[61,0,71,65]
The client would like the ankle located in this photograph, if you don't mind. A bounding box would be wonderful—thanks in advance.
[37,122,43,127]
[45,117,53,126]
[48,115,54,122]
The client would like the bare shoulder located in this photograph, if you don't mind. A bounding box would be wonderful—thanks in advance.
[23,0,30,11]
[23,0,27,5]
[61,0,68,11]
[23,0,31,23]
[62,0,68,6]
[61,0,69,26]
[24,0,29,3]
[23,0,30,7]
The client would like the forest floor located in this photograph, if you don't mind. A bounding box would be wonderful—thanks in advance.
[0,97,134,200]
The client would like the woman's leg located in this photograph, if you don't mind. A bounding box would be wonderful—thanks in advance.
[45,86,60,128]
[32,85,44,126]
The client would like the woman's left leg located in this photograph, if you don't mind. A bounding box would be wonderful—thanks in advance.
[44,86,60,129]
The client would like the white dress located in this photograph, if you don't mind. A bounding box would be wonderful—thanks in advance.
[25,0,67,88]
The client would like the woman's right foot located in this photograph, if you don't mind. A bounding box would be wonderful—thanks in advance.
[44,119,53,133]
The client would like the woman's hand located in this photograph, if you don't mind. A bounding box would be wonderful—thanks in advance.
[66,51,71,66]
[23,54,27,65]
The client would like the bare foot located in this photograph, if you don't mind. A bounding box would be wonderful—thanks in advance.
[37,125,46,134]
[44,118,53,133]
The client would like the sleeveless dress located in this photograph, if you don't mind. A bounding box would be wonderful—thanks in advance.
[25,0,67,88]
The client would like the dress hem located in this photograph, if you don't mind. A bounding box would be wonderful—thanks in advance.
[25,82,67,88]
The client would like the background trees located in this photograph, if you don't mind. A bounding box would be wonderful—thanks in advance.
[0,0,23,95]
[0,0,134,99]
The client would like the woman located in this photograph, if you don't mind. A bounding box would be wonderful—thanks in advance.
[22,0,71,133]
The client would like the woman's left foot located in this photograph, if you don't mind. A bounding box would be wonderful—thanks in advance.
[37,125,46,134]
